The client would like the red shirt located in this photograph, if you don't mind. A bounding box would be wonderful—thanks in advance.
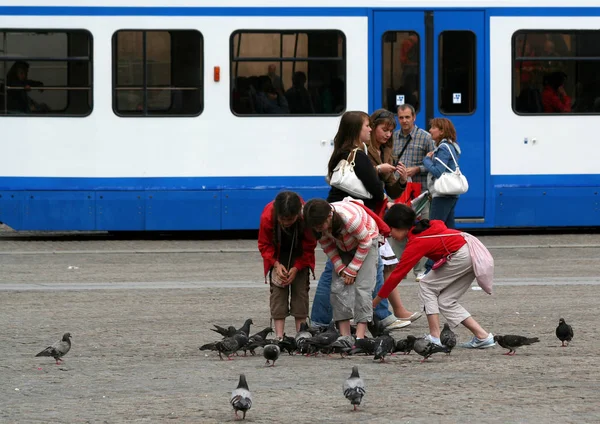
[377,220,466,298]
[257,200,317,280]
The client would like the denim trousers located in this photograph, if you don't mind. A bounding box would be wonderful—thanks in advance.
[310,254,394,327]
[424,195,459,272]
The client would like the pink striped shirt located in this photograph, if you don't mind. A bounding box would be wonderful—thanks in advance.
[318,201,379,277]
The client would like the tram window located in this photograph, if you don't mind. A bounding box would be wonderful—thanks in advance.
[113,30,203,117]
[382,31,420,113]
[513,30,600,115]
[439,31,476,114]
[230,30,346,116]
[0,30,92,116]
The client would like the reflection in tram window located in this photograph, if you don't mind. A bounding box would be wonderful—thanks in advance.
[439,31,476,114]
[513,30,600,114]
[0,30,92,116]
[113,30,203,117]
[230,30,346,116]
[382,31,420,113]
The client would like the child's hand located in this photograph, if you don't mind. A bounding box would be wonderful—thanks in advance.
[275,262,288,280]
[373,295,382,307]
[283,267,298,285]
[342,273,355,285]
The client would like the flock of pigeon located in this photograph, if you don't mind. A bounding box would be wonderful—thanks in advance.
[33,317,574,421]
[195,316,575,420]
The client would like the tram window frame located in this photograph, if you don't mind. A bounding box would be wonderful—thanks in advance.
[0,29,93,117]
[229,29,347,117]
[438,30,477,116]
[112,29,204,117]
[381,31,421,114]
[512,29,600,116]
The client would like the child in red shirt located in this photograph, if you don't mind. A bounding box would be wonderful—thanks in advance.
[373,204,495,349]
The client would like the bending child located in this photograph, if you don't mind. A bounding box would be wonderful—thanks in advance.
[373,204,495,349]
[304,198,380,339]
[258,191,317,339]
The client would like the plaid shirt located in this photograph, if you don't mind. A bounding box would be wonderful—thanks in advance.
[319,201,379,278]
[392,126,435,188]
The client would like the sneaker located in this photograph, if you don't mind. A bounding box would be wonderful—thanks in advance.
[385,319,411,330]
[459,333,496,349]
[424,334,444,347]
[415,272,428,282]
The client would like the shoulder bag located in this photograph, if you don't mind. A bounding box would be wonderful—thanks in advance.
[329,147,373,200]
[432,143,469,196]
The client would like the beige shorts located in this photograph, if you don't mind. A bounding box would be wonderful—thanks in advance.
[269,267,310,319]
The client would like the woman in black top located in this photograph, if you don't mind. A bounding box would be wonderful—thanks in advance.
[326,111,385,210]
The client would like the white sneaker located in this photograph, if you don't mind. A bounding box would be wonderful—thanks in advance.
[385,319,411,330]
[416,272,427,282]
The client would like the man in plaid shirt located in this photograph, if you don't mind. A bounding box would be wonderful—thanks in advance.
[390,104,435,281]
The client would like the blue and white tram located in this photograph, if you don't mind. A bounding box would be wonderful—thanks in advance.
[0,1,598,231]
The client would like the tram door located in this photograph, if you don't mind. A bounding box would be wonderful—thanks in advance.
[373,10,485,220]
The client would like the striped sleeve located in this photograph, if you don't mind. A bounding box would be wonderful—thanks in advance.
[343,208,374,277]
[319,235,345,275]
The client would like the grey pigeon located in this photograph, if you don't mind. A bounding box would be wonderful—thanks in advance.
[263,344,280,367]
[413,336,447,362]
[343,366,366,411]
[236,319,253,337]
[440,323,457,355]
[36,332,72,365]
[494,335,539,355]
[215,333,248,360]
[367,315,386,338]
[211,325,237,338]
[394,335,416,355]
[305,322,339,355]
[349,337,377,356]
[330,335,356,358]
[242,327,273,356]
[295,323,314,355]
[556,318,573,347]
[230,374,252,421]
[373,334,395,363]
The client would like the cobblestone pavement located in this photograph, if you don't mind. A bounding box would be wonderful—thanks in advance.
[1,229,599,423]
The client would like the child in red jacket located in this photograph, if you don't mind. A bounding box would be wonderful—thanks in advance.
[258,191,317,339]
[373,204,495,349]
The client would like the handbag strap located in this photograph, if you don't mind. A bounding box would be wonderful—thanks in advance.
[395,135,412,165]
[434,142,460,173]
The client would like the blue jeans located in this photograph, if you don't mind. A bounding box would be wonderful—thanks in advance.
[310,256,394,327]
[425,196,459,273]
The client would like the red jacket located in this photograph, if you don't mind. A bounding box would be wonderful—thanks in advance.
[258,200,317,282]
[378,220,466,298]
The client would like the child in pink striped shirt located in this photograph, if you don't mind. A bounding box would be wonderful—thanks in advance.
[303,198,380,339]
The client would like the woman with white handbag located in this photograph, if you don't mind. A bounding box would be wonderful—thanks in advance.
[422,118,468,275]
[311,111,410,331]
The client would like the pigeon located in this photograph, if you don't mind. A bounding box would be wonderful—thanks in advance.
[330,335,356,358]
[305,322,339,355]
[263,344,280,367]
[211,325,237,338]
[343,366,366,411]
[494,335,539,355]
[242,327,273,356]
[367,315,386,338]
[373,334,395,363]
[230,374,252,421]
[278,334,297,355]
[394,335,416,355]
[295,323,315,355]
[215,333,248,360]
[35,332,72,365]
[413,336,447,362]
[237,319,254,337]
[440,324,457,355]
[349,337,378,356]
[556,318,573,347]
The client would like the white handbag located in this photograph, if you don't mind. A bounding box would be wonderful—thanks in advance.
[329,146,373,200]
[432,143,469,196]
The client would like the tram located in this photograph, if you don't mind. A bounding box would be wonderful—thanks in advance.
[0,1,598,230]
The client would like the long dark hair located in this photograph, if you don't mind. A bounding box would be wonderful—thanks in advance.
[272,191,303,247]
[384,203,431,234]
[327,111,369,179]
[303,198,345,238]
